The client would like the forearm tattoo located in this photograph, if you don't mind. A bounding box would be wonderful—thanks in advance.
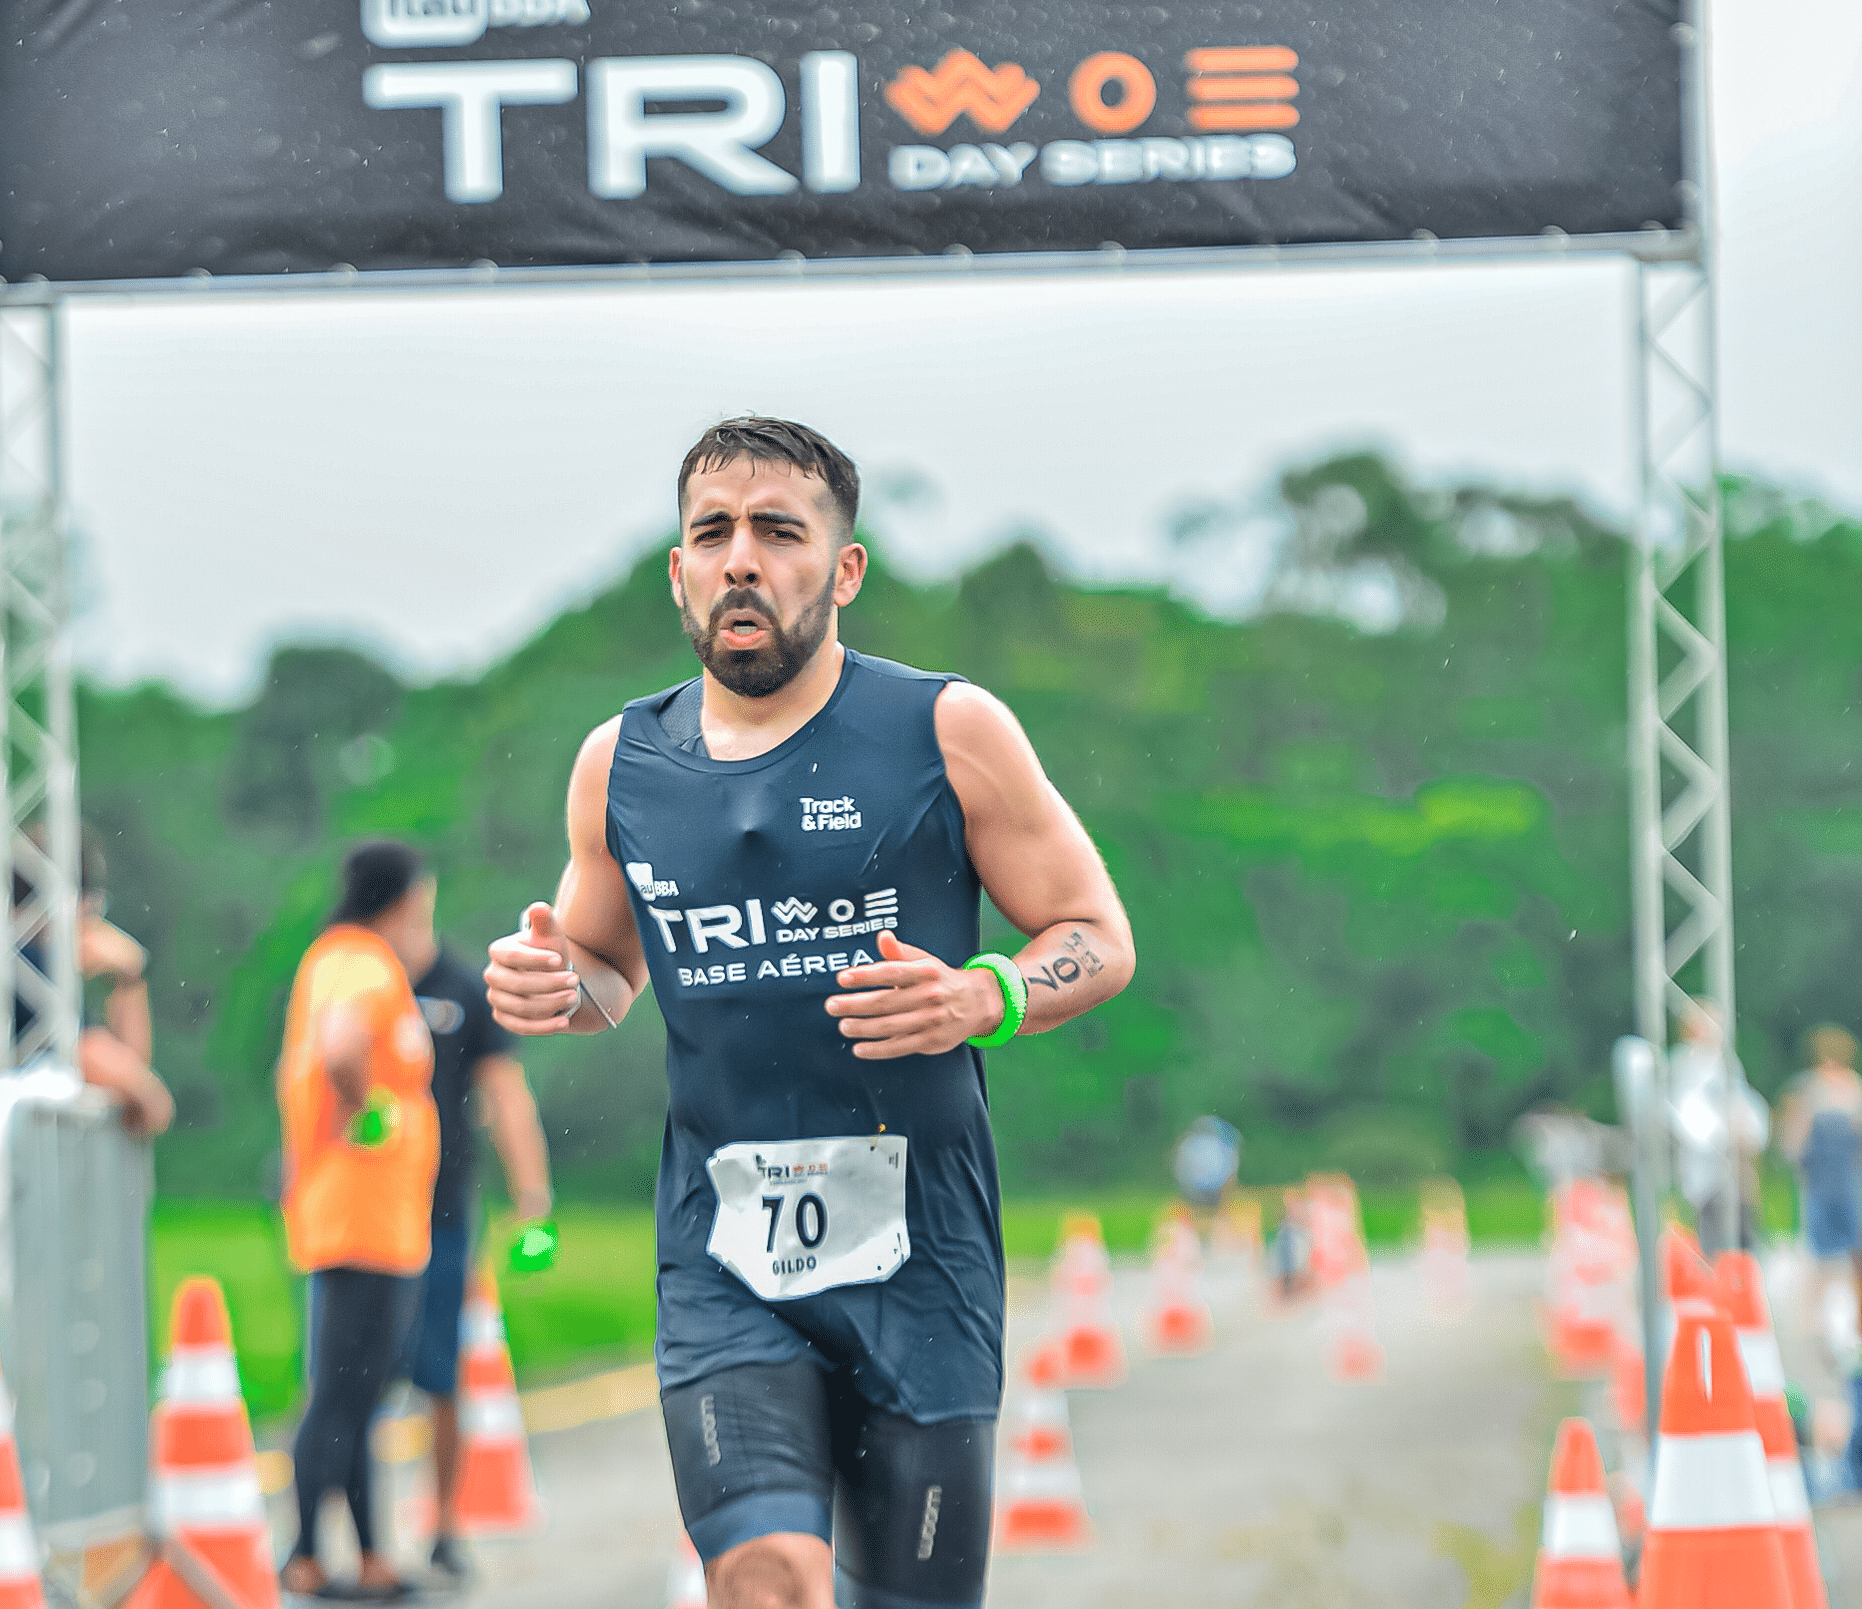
[1025,927,1106,992]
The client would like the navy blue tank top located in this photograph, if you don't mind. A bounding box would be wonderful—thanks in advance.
[607,649,1006,1418]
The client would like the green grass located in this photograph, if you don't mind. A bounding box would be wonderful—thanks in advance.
[1000,1195,1176,1258]
[149,1200,663,1423]
[1460,1181,1549,1244]
[150,1179,1555,1424]
[150,1199,304,1423]
[1761,1156,1800,1235]
[497,1205,658,1385]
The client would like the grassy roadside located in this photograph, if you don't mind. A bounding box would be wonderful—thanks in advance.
[149,1199,662,1422]
[155,1176,1558,1425]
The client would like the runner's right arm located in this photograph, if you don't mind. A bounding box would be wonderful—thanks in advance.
[484,716,648,1036]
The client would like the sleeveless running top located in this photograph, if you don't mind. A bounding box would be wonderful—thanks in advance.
[607,648,1006,1421]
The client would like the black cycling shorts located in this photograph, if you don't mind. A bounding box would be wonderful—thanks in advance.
[661,1358,994,1609]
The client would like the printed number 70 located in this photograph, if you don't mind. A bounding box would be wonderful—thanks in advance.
[763,1193,829,1253]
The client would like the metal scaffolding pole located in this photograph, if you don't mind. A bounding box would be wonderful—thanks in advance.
[1628,252,1732,1033]
[1626,244,1739,1259]
[0,300,81,1072]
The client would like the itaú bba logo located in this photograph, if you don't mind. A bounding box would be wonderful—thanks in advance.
[362,0,589,46]
[360,26,1297,205]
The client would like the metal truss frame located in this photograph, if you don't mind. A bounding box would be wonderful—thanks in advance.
[0,303,80,1073]
[1628,261,1731,1055]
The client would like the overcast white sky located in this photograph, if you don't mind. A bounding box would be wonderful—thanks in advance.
[60,0,1862,707]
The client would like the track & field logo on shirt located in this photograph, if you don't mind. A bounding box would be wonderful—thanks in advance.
[800,795,862,832]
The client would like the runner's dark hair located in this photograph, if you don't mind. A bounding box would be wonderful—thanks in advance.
[677,417,860,542]
[329,839,425,927]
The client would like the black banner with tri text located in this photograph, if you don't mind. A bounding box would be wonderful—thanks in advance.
[0,0,1686,283]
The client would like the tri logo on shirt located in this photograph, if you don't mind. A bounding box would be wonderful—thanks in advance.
[640,882,903,989]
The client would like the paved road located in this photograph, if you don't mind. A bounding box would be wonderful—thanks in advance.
[276,1249,1568,1607]
[997,1253,1556,1609]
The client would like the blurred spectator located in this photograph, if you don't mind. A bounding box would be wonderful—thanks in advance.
[10,828,172,1136]
[277,840,439,1601]
[1778,1025,1862,1360]
[75,833,174,1135]
[1272,1187,1313,1301]
[1669,1001,1769,1256]
[1172,1116,1241,1209]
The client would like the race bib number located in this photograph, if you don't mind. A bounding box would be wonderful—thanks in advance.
[705,1134,910,1302]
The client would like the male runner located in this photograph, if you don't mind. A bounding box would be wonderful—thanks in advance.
[485,417,1133,1609]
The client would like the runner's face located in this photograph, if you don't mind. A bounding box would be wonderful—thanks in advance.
[673,459,862,698]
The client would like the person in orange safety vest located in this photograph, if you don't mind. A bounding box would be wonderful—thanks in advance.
[277,839,440,1602]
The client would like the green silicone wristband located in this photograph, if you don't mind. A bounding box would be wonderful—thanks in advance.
[964,953,1028,1048]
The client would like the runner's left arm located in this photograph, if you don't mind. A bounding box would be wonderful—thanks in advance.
[827,682,1133,1058]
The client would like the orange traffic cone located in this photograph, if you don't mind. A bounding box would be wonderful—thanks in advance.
[1652,1223,1720,1391]
[1321,1240,1383,1382]
[1051,1216,1126,1389]
[1143,1209,1214,1358]
[1305,1174,1363,1288]
[1662,1226,1716,1308]
[1529,1418,1631,1609]
[0,1369,44,1609]
[124,1277,278,1609]
[993,1343,1092,1551]
[1638,1303,1790,1609]
[1300,1175,1382,1379]
[1546,1179,1638,1378]
[1005,1343,1073,1464]
[665,1531,706,1609]
[993,1455,1092,1552]
[1715,1253,1828,1609]
[454,1266,542,1535]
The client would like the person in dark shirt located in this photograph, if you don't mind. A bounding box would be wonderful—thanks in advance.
[399,869,552,1579]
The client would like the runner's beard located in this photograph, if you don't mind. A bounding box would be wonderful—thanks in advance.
[682,574,836,698]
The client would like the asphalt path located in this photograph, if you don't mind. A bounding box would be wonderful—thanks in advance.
[273,1248,1570,1607]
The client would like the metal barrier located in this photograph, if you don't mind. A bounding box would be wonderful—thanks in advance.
[0,1067,150,1557]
